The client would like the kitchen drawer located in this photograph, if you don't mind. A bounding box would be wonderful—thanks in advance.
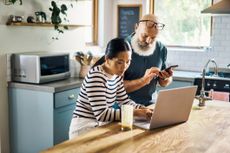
[54,88,80,108]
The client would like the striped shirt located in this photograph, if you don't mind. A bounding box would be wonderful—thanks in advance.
[73,65,142,122]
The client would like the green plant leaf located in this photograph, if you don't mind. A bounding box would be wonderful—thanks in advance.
[54,25,58,30]
[61,4,67,11]
[9,0,22,5]
[58,29,64,33]
[10,0,17,4]
[49,0,70,39]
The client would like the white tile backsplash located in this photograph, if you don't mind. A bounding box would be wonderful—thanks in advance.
[222,17,230,23]
[70,59,81,78]
[227,24,230,29]
[226,35,230,41]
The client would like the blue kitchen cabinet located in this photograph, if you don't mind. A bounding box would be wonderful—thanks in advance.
[9,87,80,153]
[53,89,80,144]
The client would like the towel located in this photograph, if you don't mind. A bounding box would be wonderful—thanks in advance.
[209,90,230,102]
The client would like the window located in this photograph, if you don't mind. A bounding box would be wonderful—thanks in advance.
[150,0,212,49]
[73,0,98,45]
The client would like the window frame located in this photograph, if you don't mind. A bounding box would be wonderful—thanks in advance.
[85,0,99,46]
[149,0,213,50]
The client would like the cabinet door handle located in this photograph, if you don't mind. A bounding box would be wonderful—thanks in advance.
[68,94,75,100]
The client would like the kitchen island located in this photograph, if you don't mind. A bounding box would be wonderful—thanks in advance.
[42,100,230,153]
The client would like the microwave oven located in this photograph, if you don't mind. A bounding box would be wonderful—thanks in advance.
[11,52,70,84]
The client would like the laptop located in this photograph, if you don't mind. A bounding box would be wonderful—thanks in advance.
[134,86,197,130]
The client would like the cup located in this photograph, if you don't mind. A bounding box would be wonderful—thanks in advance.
[121,105,133,131]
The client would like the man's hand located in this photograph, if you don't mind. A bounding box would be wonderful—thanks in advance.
[142,67,160,85]
[158,68,173,80]
[158,68,173,87]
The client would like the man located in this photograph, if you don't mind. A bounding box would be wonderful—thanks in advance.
[124,14,173,106]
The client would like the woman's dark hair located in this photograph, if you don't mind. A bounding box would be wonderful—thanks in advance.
[93,38,132,67]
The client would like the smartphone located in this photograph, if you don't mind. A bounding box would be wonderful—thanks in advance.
[157,65,178,79]
[164,64,179,72]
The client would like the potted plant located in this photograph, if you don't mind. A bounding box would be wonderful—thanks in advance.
[5,0,22,5]
[75,51,94,78]
[49,1,68,39]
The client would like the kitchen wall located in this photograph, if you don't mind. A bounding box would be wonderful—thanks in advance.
[0,55,9,153]
[98,0,114,47]
[98,0,148,47]
[0,1,90,153]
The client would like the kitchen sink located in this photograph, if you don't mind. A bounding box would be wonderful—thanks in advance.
[199,70,230,81]
[203,71,230,78]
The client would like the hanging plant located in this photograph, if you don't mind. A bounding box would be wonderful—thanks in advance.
[49,1,69,40]
[5,0,22,5]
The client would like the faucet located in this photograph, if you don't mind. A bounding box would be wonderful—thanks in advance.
[195,59,218,107]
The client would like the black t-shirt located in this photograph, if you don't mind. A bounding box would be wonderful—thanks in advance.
[124,34,167,106]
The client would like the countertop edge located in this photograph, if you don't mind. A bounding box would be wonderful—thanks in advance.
[8,77,84,93]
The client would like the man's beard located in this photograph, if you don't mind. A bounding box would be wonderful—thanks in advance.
[131,34,156,56]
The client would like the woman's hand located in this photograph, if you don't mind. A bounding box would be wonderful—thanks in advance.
[134,108,153,121]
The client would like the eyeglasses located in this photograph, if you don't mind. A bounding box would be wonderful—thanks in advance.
[139,20,165,30]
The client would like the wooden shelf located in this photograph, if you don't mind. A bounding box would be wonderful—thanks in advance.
[6,22,92,28]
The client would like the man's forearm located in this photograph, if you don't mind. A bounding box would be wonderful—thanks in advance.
[124,78,147,93]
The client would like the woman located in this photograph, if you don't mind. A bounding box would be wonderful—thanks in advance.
[69,38,153,139]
